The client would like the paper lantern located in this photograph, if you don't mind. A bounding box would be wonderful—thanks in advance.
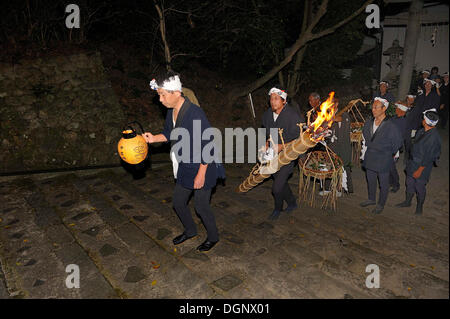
[117,122,148,164]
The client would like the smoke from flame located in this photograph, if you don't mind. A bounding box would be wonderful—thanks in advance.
[308,91,337,140]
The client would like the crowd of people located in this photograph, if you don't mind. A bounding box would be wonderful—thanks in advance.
[140,68,447,252]
[264,67,447,218]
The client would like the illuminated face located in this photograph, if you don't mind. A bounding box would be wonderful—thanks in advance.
[406,96,415,105]
[379,83,387,95]
[424,81,432,91]
[157,88,181,108]
[270,93,286,113]
[308,95,320,108]
[371,100,386,118]
[395,106,406,117]
[422,72,429,79]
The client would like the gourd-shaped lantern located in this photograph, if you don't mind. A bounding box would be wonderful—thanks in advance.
[117,121,148,164]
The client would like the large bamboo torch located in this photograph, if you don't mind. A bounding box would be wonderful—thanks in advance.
[237,92,337,193]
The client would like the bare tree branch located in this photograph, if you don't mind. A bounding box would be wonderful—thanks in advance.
[309,0,373,42]
[226,0,374,107]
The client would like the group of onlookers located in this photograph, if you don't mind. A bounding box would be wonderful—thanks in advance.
[300,67,447,216]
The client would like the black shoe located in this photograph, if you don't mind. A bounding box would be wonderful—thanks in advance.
[173,233,196,245]
[360,200,376,207]
[415,198,424,215]
[197,240,218,252]
[372,205,384,214]
[284,203,298,213]
[390,185,400,193]
[268,210,281,220]
[395,192,414,207]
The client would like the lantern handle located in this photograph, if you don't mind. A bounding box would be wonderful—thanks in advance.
[123,121,145,134]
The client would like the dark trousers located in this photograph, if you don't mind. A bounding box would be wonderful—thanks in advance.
[389,160,400,188]
[406,175,427,202]
[438,106,448,128]
[272,161,296,211]
[404,137,412,166]
[366,169,390,207]
[172,183,219,242]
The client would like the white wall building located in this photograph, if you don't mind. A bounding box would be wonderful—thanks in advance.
[381,3,449,80]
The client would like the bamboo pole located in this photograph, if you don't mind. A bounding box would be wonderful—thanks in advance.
[237,128,316,192]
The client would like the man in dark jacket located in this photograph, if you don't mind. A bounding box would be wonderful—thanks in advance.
[360,97,403,214]
[372,81,395,105]
[396,109,441,215]
[439,72,449,128]
[143,70,223,251]
[407,78,441,136]
[389,101,409,193]
[416,70,430,93]
[262,86,302,220]
[307,92,321,123]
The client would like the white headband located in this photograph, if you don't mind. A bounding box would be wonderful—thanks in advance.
[268,88,287,100]
[423,109,438,126]
[379,81,389,88]
[374,97,389,107]
[422,70,430,74]
[395,103,409,112]
[407,95,416,99]
[149,75,182,92]
[424,78,436,86]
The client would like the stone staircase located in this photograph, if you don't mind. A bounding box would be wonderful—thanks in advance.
[0,157,448,298]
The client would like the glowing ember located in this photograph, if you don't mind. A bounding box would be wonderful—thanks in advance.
[308,91,337,141]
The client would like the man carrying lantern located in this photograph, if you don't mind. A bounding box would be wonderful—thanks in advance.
[142,70,224,252]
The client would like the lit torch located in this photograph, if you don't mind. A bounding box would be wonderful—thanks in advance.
[237,92,337,193]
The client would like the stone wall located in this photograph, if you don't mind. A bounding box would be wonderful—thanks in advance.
[0,52,126,173]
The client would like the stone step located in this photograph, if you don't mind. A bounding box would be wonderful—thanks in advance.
[151,172,395,298]
[228,162,449,235]
[229,172,449,240]
[0,178,98,298]
[112,169,380,298]
[34,173,215,299]
[220,177,449,297]
[89,170,283,298]
[140,170,447,298]
[224,175,449,276]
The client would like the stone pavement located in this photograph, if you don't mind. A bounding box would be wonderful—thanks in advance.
[0,132,448,299]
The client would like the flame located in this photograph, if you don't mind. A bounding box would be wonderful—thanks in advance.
[308,91,337,140]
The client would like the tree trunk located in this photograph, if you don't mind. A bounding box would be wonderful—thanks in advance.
[287,0,312,95]
[397,0,423,99]
[154,1,172,70]
[287,46,307,95]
